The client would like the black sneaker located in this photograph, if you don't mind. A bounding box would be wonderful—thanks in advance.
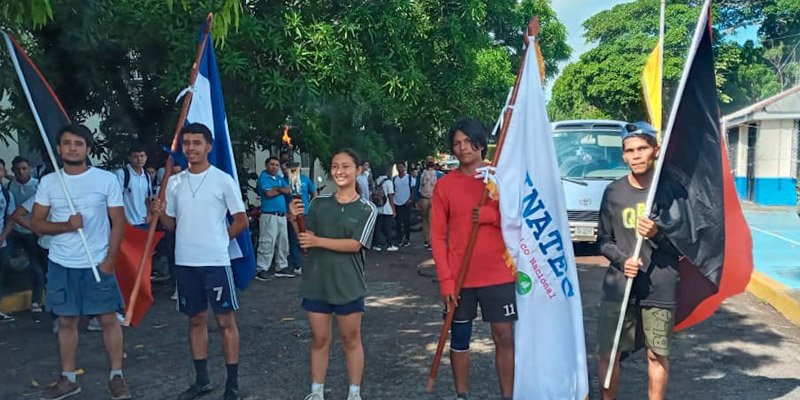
[254,271,271,282]
[178,382,213,400]
[223,387,240,400]
[274,268,295,278]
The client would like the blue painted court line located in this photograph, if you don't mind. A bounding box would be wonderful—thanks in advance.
[744,211,800,290]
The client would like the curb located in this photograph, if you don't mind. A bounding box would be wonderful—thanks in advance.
[0,290,32,314]
[746,271,800,326]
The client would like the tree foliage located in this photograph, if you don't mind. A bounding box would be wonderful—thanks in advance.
[549,0,795,122]
[0,0,570,172]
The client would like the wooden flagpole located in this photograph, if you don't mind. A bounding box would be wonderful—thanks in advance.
[426,17,542,392]
[123,13,214,326]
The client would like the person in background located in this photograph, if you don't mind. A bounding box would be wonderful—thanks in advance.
[417,155,443,251]
[0,158,17,322]
[392,161,415,247]
[7,156,43,315]
[255,157,292,280]
[370,165,397,252]
[356,161,370,202]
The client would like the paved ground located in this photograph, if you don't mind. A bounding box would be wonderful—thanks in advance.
[744,207,800,297]
[1,243,799,399]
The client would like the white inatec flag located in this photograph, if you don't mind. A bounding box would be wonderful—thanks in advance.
[493,35,589,399]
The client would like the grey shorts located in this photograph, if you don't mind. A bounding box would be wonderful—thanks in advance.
[597,301,675,356]
[46,260,124,317]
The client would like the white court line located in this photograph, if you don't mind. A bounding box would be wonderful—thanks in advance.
[751,226,800,247]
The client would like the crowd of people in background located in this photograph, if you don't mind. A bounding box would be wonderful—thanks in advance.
[0,122,455,400]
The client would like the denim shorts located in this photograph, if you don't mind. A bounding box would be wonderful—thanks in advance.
[46,260,124,317]
[302,297,365,315]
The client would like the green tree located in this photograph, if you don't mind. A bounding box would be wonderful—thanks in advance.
[548,0,783,121]
[1,0,570,172]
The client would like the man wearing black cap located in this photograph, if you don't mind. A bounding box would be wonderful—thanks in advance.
[596,122,681,400]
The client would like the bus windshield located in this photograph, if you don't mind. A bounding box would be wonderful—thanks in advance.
[553,129,629,180]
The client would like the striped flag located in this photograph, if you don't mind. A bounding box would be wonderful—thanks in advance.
[492,33,589,399]
[3,30,159,325]
[180,22,256,290]
[2,31,69,159]
[652,1,753,330]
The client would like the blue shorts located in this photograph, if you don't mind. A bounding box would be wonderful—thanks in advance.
[302,297,365,315]
[46,260,124,317]
[175,265,239,316]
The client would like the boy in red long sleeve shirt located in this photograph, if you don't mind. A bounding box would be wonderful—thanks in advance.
[431,118,516,400]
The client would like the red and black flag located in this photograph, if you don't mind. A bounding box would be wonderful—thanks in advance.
[3,30,160,326]
[651,1,754,331]
[2,31,70,159]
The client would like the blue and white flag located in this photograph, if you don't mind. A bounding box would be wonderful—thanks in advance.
[493,35,589,399]
[182,23,256,290]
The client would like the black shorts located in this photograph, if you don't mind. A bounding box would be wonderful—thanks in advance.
[448,282,517,323]
[174,265,239,316]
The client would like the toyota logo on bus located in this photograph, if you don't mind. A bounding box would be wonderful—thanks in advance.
[579,197,592,206]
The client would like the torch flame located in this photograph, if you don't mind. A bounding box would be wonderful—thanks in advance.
[282,125,292,147]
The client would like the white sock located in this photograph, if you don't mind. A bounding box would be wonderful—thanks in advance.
[349,384,360,395]
[109,370,123,380]
[311,382,324,394]
[62,371,77,383]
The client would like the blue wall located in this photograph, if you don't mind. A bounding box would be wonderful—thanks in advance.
[754,177,798,206]
[733,176,798,206]
[734,177,748,200]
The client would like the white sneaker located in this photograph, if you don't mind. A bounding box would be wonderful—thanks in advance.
[87,317,101,331]
[347,393,362,400]
[171,289,178,301]
[386,245,399,252]
[371,246,382,252]
[303,392,324,400]
[293,268,302,276]
[0,312,14,322]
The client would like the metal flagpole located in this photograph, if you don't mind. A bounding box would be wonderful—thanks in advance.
[2,32,101,283]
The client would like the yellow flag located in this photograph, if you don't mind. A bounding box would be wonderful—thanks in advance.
[642,43,662,133]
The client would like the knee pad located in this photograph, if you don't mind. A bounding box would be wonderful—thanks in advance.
[450,320,473,352]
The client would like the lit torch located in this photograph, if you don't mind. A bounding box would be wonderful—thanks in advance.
[282,126,306,236]
[281,125,292,149]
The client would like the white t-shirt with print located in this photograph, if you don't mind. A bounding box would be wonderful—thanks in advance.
[166,166,245,267]
[116,165,151,226]
[35,167,124,268]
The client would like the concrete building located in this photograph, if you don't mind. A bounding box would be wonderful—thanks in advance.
[723,85,800,206]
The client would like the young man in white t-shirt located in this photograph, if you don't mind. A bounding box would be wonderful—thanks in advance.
[30,123,130,400]
[151,123,248,400]
[371,165,398,252]
[392,161,415,247]
[115,146,152,228]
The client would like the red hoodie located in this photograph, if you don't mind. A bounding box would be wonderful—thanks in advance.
[431,170,515,296]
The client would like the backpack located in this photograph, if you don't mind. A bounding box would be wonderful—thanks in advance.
[122,166,153,197]
[370,177,388,207]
